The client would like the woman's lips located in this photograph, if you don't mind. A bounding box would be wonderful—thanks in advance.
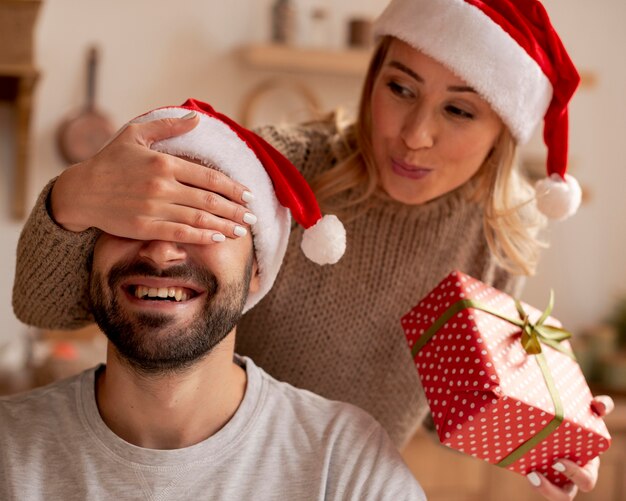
[391,159,432,180]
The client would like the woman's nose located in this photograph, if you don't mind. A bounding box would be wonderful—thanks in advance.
[401,106,436,150]
[138,240,187,266]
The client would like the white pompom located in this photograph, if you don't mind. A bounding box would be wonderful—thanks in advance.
[301,215,346,265]
[535,173,582,221]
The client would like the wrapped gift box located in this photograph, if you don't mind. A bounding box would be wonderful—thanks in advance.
[401,270,611,485]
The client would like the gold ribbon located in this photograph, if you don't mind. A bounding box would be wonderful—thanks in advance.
[409,291,574,468]
[411,291,574,359]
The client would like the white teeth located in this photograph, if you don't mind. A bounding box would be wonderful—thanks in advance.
[134,285,192,302]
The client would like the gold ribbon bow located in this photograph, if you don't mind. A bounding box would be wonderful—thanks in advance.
[514,290,572,356]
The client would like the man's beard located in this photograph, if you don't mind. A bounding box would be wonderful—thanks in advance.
[88,258,252,376]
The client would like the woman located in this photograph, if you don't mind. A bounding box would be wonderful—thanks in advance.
[13,0,609,498]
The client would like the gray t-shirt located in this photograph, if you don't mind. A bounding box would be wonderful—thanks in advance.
[0,357,426,500]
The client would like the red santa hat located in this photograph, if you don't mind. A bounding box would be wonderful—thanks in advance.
[130,99,346,312]
[373,0,582,220]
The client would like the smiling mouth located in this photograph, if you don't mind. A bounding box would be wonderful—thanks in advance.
[127,285,199,302]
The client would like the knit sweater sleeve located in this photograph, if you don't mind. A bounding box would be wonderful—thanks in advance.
[12,179,98,329]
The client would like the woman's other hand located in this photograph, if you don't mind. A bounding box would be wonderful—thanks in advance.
[525,395,614,500]
[51,112,257,244]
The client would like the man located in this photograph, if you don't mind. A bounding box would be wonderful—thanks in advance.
[1,100,426,501]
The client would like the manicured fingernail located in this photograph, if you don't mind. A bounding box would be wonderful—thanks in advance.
[552,462,566,472]
[526,472,541,487]
[212,233,226,242]
[243,213,257,225]
[591,400,606,415]
[182,111,197,120]
[234,225,247,237]
[242,191,254,203]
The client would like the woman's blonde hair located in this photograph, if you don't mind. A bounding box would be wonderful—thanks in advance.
[311,36,546,276]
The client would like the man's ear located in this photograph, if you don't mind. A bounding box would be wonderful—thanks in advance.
[248,258,261,295]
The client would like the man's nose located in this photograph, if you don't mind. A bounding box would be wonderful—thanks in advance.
[138,240,187,266]
[401,105,436,150]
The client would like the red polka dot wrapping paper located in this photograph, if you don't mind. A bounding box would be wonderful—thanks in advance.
[401,270,611,486]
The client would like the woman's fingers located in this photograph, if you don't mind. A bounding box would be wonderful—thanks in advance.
[135,157,258,237]
[175,158,254,205]
[97,184,255,243]
[526,472,577,501]
[123,112,200,147]
[121,114,256,207]
[590,395,615,416]
[525,456,600,501]
[173,183,257,231]
[156,202,254,240]
[553,457,599,493]
[134,220,229,245]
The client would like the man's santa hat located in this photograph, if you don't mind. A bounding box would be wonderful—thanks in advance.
[131,99,346,312]
[374,0,582,220]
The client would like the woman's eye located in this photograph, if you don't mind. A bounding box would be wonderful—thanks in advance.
[446,105,474,119]
[387,81,414,98]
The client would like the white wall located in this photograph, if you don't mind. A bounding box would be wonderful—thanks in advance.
[519,0,626,331]
[1,0,625,348]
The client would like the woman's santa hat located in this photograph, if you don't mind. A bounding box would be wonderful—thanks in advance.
[374,0,582,220]
[131,99,346,312]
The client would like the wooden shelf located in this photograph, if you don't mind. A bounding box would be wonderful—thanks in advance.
[237,43,372,77]
[0,64,38,77]
[238,43,597,88]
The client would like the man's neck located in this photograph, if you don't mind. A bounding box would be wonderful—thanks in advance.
[95,332,246,449]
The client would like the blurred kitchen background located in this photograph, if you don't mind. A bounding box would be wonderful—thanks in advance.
[1,0,625,499]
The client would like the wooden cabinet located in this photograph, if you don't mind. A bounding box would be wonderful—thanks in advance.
[0,63,39,219]
[0,0,42,219]
[401,399,626,500]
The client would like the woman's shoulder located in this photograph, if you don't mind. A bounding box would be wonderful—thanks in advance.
[253,112,343,145]
[253,113,356,175]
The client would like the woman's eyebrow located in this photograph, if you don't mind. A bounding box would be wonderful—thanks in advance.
[387,60,477,93]
[388,60,422,82]
[447,84,477,93]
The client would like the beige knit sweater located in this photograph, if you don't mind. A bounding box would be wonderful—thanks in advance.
[12,119,523,448]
